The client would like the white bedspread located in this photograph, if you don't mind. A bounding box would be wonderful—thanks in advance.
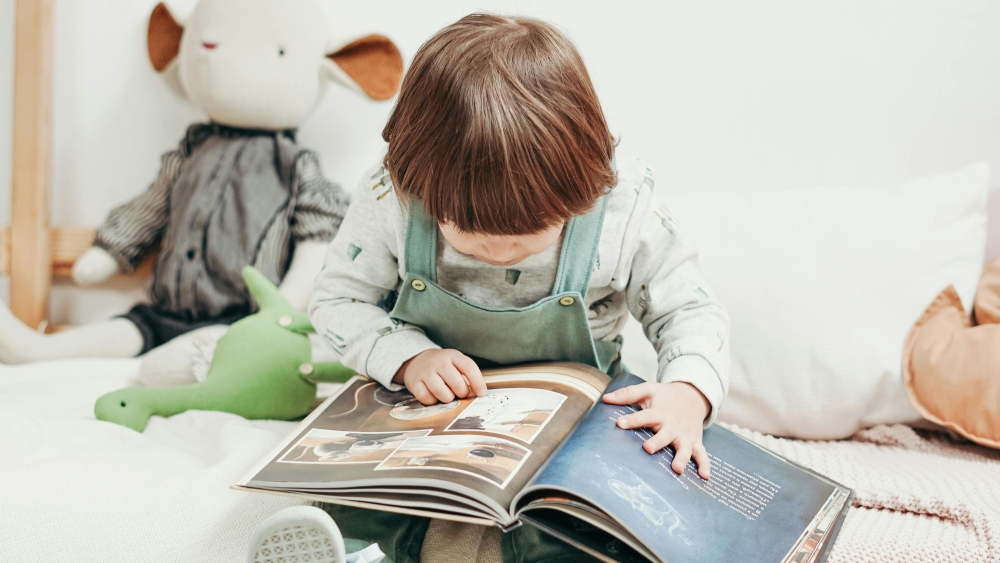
[3,359,999,562]
[0,359,305,563]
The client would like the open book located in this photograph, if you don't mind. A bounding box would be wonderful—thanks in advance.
[235,364,852,563]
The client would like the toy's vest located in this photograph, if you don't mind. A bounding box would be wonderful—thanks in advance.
[151,123,301,320]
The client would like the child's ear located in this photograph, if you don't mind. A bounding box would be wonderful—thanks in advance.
[323,35,403,101]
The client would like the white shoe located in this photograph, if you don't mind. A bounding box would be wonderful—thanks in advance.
[247,505,348,563]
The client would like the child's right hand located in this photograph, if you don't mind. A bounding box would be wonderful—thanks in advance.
[393,349,488,405]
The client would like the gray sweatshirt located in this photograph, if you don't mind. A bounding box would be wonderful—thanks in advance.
[309,155,731,424]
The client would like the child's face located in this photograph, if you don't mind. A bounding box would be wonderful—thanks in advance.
[439,221,564,267]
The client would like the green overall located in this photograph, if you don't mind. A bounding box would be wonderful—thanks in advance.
[323,197,616,563]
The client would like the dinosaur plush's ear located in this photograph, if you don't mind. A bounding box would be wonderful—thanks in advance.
[148,3,184,72]
[323,35,403,101]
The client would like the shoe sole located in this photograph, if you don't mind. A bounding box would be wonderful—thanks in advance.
[247,505,347,563]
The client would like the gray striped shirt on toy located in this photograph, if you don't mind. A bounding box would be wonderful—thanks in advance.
[94,123,349,320]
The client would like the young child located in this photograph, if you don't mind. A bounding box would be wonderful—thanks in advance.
[248,13,730,563]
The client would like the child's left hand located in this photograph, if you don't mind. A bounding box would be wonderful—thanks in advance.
[602,381,712,479]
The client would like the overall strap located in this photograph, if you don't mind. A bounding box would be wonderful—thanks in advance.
[552,195,609,296]
[403,200,439,283]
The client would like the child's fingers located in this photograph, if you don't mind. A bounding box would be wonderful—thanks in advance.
[439,364,471,398]
[424,374,456,404]
[642,428,679,455]
[616,408,659,431]
[453,353,487,397]
[411,380,436,405]
[603,383,654,406]
[692,443,711,480]
[671,438,694,475]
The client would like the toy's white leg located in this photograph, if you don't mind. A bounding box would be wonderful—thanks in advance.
[247,505,352,563]
[0,302,143,363]
[137,324,228,387]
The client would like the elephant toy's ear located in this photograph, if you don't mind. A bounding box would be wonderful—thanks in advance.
[323,35,403,101]
[147,2,185,96]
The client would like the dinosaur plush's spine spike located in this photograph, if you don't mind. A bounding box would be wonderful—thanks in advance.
[241,266,291,312]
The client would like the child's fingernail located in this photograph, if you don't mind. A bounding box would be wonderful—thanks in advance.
[617,417,627,427]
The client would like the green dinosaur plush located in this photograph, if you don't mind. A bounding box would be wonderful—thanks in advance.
[95,266,355,432]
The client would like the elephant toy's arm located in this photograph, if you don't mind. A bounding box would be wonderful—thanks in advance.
[278,240,328,311]
[91,149,184,275]
[280,151,350,311]
[72,247,120,285]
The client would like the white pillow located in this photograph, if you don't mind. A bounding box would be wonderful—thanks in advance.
[639,163,991,439]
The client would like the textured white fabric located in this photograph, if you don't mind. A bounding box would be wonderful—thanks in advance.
[665,163,992,439]
[0,359,306,563]
[4,359,999,562]
[733,423,1000,563]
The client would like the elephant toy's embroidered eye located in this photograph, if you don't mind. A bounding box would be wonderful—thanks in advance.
[120,401,127,408]
[278,47,286,56]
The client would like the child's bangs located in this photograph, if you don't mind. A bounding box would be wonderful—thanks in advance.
[382,13,617,235]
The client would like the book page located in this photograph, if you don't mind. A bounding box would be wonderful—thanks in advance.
[244,364,610,516]
[516,372,842,563]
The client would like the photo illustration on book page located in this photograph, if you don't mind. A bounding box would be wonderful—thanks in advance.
[246,368,605,509]
[444,388,567,444]
[278,429,433,465]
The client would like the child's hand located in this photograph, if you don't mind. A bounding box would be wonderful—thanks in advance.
[603,381,712,479]
[393,349,488,405]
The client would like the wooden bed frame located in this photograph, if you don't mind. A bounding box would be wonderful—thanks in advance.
[5,0,56,330]
[4,0,148,331]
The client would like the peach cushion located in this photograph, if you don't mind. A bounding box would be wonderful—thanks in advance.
[975,257,1000,324]
[903,257,1000,449]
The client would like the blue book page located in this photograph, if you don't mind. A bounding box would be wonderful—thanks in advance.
[521,373,838,563]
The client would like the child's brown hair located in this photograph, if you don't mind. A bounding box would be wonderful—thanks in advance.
[382,13,617,235]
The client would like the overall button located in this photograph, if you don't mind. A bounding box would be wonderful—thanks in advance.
[411,279,427,291]
[559,296,575,306]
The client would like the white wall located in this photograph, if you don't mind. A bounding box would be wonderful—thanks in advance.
[1,0,999,323]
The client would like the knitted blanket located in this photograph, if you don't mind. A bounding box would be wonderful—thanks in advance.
[731,424,1000,563]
